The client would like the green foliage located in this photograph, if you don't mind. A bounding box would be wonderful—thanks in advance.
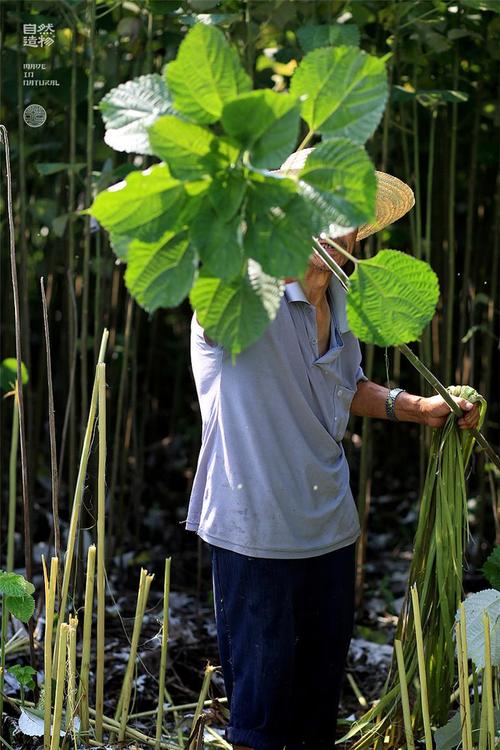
[482,545,500,590]
[86,20,444,356]
[100,73,175,155]
[296,23,360,52]
[0,359,29,392]
[346,250,440,347]
[457,589,500,668]
[290,46,388,143]
[190,261,284,356]
[297,138,377,227]
[165,24,252,124]
[0,571,36,624]
[8,665,37,691]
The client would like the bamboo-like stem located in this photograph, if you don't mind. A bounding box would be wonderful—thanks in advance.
[0,123,36,690]
[95,363,107,742]
[459,604,473,750]
[114,569,154,742]
[482,612,495,750]
[41,277,61,563]
[108,296,134,563]
[394,639,415,750]
[79,545,96,739]
[66,615,78,744]
[131,696,228,720]
[50,624,69,750]
[444,47,459,385]
[7,391,19,572]
[80,0,96,434]
[190,663,216,741]
[410,586,432,750]
[456,621,470,750]
[43,556,58,750]
[53,330,109,676]
[0,594,8,733]
[155,557,171,750]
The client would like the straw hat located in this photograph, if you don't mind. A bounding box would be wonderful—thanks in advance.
[275,147,415,241]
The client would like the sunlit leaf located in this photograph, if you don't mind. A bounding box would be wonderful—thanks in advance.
[148,115,219,179]
[298,138,376,228]
[0,359,29,391]
[482,546,500,591]
[100,74,174,154]
[296,23,360,52]
[125,231,197,312]
[290,46,388,144]
[6,594,35,623]
[221,90,300,169]
[243,173,315,277]
[85,163,208,244]
[346,250,440,346]
[457,589,500,668]
[191,207,244,280]
[190,261,284,355]
[166,24,251,124]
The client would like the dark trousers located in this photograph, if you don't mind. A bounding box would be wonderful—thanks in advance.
[210,542,356,750]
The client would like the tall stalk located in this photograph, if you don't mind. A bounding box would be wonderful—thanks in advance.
[79,544,96,739]
[41,278,61,564]
[7,389,19,572]
[43,556,58,750]
[95,362,107,742]
[0,124,36,677]
[444,47,459,386]
[155,558,171,750]
[81,0,96,439]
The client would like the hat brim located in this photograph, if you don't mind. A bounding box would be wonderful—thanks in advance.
[272,151,414,240]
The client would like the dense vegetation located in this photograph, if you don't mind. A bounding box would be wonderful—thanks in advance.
[0,1,499,747]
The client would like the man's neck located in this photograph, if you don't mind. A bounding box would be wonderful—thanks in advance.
[299,267,332,308]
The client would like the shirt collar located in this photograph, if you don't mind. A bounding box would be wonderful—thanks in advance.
[284,275,350,333]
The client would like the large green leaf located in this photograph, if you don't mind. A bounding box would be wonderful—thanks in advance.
[147,115,219,179]
[458,589,500,668]
[0,359,29,391]
[100,74,175,154]
[190,261,284,355]
[298,138,376,228]
[0,571,32,597]
[166,24,251,124]
[85,163,207,244]
[346,250,440,346]
[458,0,500,12]
[124,231,197,312]
[296,23,360,52]
[482,546,500,590]
[6,593,35,623]
[221,90,300,169]
[290,46,388,144]
[243,173,315,277]
[208,168,246,220]
[191,207,244,280]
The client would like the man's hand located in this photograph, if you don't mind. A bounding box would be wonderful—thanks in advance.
[419,394,481,430]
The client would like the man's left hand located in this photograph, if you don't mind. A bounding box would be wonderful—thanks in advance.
[419,394,481,430]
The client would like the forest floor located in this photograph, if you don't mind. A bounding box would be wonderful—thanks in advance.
[1,486,490,748]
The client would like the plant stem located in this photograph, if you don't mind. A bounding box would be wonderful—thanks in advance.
[394,639,415,750]
[444,47,459,385]
[155,558,171,750]
[66,615,78,742]
[79,545,96,739]
[7,392,19,572]
[53,330,109,675]
[482,612,495,750]
[459,604,473,750]
[43,556,58,750]
[411,585,432,750]
[190,663,216,741]
[95,363,107,742]
[41,278,61,563]
[50,624,69,750]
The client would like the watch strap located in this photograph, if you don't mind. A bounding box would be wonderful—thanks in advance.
[386,387,406,421]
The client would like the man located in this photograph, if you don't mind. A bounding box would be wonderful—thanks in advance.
[185,148,480,750]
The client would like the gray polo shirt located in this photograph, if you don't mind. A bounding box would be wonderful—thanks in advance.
[185,274,367,559]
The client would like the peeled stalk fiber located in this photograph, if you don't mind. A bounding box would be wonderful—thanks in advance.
[345,385,487,749]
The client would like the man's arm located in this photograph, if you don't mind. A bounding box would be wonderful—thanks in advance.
[350,379,481,430]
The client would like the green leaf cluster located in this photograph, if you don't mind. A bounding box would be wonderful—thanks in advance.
[0,570,36,623]
[89,20,438,354]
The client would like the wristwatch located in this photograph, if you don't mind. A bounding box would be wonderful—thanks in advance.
[386,387,406,421]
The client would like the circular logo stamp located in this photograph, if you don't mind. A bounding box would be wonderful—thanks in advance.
[23,104,47,128]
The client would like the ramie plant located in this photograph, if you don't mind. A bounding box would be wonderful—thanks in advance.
[83,22,441,360]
